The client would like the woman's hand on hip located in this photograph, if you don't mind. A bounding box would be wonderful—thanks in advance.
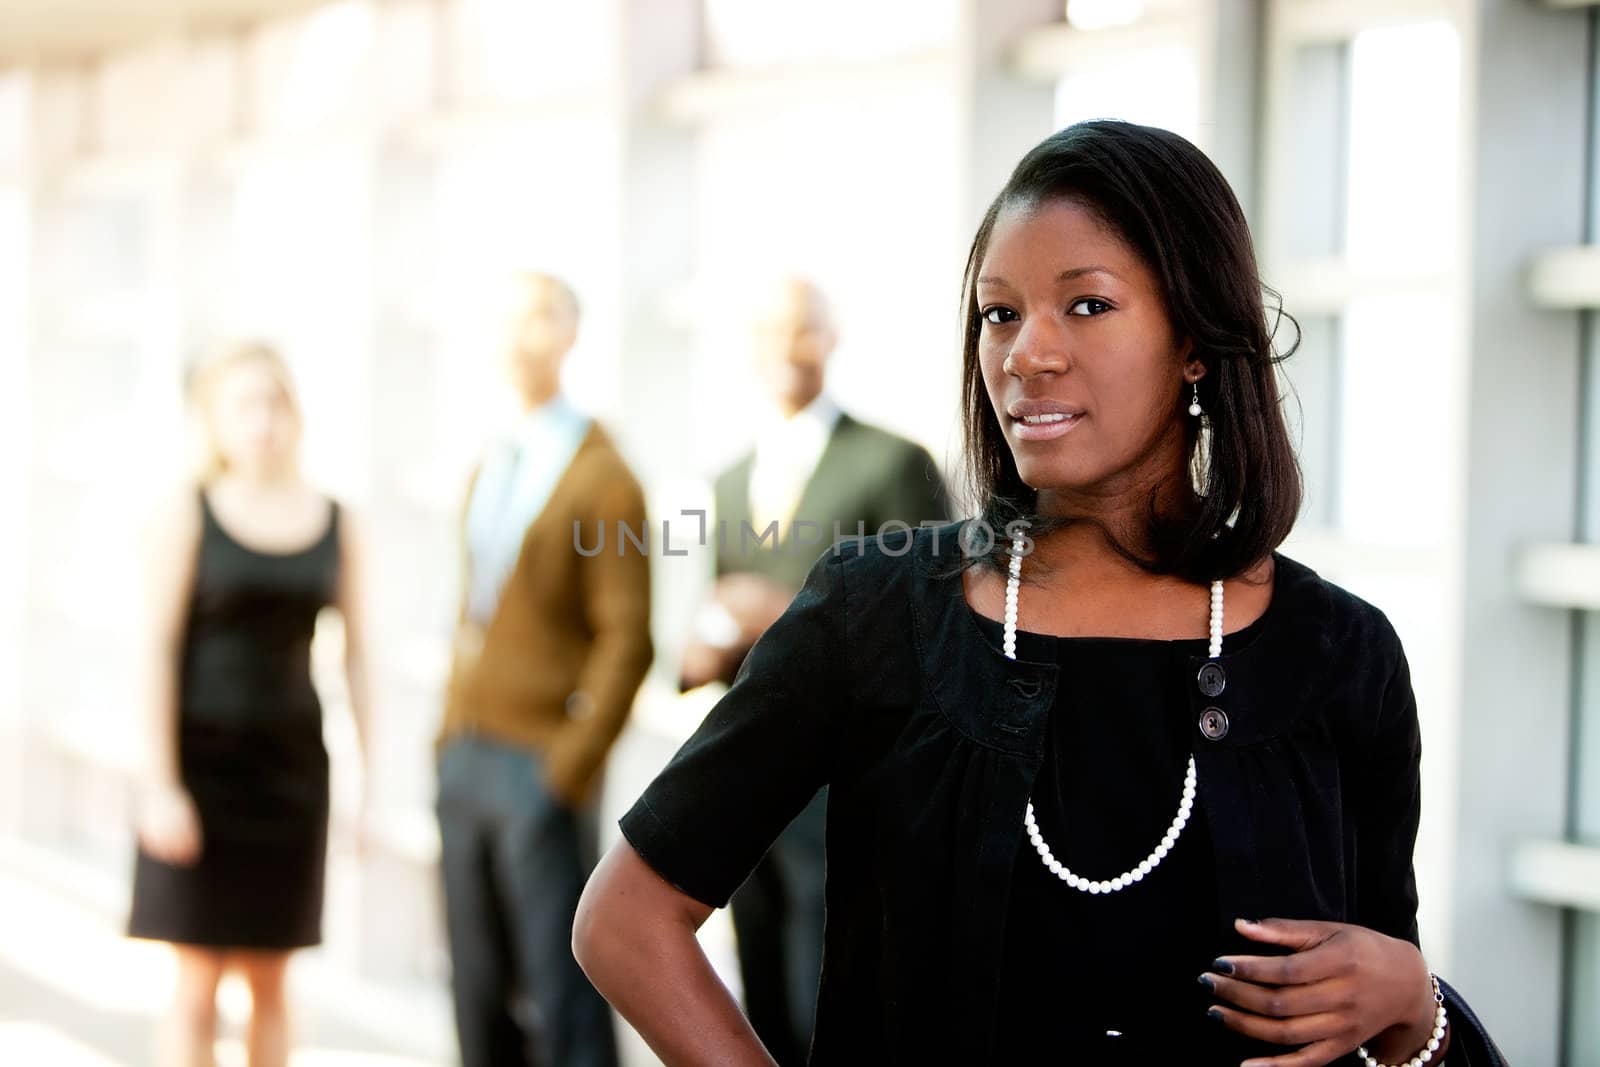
[1201,916,1446,1067]
[137,784,204,867]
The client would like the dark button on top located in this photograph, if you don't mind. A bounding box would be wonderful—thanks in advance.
[1198,707,1230,741]
[1197,662,1227,698]
[1007,677,1042,698]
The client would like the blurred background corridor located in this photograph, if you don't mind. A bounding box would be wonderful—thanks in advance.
[1,0,1598,1064]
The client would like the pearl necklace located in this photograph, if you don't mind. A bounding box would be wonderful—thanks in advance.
[1003,534,1224,895]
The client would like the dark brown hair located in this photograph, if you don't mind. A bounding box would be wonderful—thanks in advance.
[959,120,1301,582]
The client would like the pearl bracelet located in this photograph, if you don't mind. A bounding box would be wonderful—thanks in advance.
[1357,973,1448,1067]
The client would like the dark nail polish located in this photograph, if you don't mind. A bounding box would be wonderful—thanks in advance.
[1206,1007,1224,1023]
[1196,974,1214,991]
[1211,958,1234,975]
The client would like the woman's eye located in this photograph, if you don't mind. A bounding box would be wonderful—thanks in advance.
[1068,298,1112,317]
[981,306,1018,325]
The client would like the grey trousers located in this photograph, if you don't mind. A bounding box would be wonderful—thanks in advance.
[729,789,827,1067]
[437,735,616,1067]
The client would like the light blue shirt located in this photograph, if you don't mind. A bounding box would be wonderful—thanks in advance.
[464,395,591,625]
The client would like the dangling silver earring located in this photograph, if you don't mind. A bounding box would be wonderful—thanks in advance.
[1188,382,1203,418]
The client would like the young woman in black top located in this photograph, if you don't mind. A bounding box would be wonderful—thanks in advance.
[574,122,1502,1066]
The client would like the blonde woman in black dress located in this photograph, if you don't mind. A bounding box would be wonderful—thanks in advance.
[128,342,372,1067]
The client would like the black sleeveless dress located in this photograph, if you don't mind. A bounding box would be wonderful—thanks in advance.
[127,491,340,949]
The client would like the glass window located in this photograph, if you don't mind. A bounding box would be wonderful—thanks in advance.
[429,119,621,431]
[93,43,176,153]
[0,73,28,168]
[1335,21,1459,548]
[181,36,242,145]
[703,0,957,69]
[0,185,20,755]
[246,1,376,135]
[23,180,164,772]
[1278,41,1349,263]
[687,86,957,474]
[1344,22,1460,273]
[1264,9,1467,966]
[1336,292,1453,547]
[229,147,371,494]
[1281,313,1341,528]
[1271,19,1461,546]
[1054,44,1202,143]
[372,0,437,122]
[448,0,611,103]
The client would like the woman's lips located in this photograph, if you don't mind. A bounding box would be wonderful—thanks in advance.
[1011,411,1084,441]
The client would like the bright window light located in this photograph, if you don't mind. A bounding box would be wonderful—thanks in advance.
[452,0,610,101]
[1338,292,1454,547]
[1335,20,1461,548]
[703,0,957,67]
[1345,21,1460,272]
[1054,45,1201,144]
[250,1,376,134]
[687,87,957,471]
[1065,0,1146,32]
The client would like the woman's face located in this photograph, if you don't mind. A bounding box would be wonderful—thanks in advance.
[976,198,1195,506]
[211,359,300,477]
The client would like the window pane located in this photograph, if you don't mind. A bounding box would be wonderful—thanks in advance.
[247,2,376,135]
[229,148,371,493]
[1336,292,1452,547]
[94,42,178,152]
[1279,42,1349,261]
[703,0,957,68]
[449,0,611,103]
[1281,313,1341,528]
[430,121,621,426]
[0,73,24,167]
[1345,22,1460,271]
[182,36,241,144]
[1054,44,1201,143]
[688,86,957,474]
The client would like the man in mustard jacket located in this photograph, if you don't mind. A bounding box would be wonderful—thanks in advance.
[437,272,652,1067]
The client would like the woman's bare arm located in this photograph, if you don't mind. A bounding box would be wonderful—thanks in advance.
[334,507,373,775]
[333,504,377,858]
[573,840,776,1066]
[133,488,203,864]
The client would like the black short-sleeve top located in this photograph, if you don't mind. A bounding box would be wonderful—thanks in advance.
[619,522,1429,1064]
